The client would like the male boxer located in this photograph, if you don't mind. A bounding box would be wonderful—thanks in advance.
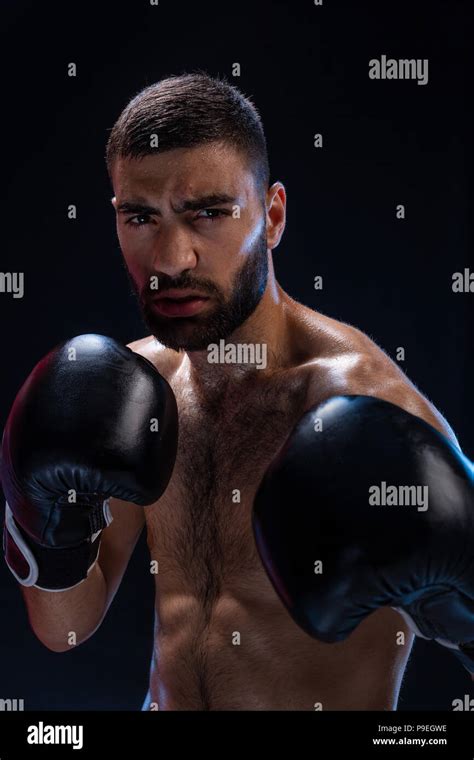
[2,72,473,711]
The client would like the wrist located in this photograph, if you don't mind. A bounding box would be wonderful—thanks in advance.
[393,605,474,676]
[3,501,112,591]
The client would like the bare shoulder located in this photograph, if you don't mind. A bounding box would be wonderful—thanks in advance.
[295,305,460,448]
[126,334,181,381]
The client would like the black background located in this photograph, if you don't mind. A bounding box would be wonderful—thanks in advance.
[0,0,472,710]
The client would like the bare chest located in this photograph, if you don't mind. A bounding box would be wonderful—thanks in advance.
[141,365,412,710]
[145,372,309,608]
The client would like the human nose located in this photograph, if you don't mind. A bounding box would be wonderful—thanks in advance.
[151,223,198,277]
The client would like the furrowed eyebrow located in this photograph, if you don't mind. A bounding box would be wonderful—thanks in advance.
[116,193,237,216]
[174,193,237,213]
[116,201,159,215]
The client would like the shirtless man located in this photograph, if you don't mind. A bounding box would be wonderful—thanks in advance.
[2,73,473,711]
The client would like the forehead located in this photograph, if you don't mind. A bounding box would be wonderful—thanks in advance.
[112,141,255,200]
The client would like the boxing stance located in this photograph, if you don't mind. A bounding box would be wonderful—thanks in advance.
[2,332,473,710]
[2,72,473,710]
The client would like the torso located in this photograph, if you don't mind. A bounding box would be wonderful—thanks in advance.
[136,306,416,711]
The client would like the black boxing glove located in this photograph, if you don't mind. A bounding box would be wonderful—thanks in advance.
[252,395,474,674]
[1,333,178,591]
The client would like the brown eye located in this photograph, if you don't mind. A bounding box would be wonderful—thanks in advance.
[196,209,226,221]
[126,214,152,227]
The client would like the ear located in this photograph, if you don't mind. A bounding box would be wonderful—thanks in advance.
[265,182,286,250]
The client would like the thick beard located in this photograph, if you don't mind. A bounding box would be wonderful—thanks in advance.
[125,227,269,352]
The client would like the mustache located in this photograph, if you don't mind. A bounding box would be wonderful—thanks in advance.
[139,274,221,303]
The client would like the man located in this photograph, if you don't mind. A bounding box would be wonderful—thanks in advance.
[2,73,473,711]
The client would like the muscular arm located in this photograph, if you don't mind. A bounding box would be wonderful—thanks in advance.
[21,498,145,652]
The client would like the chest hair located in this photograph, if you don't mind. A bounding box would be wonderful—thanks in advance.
[149,371,308,608]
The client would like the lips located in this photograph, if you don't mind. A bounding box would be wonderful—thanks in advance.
[155,289,207,301]
[152,292,210,317]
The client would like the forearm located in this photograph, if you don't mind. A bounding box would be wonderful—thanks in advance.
[20,560,108,652]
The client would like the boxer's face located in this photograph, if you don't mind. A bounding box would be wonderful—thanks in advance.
[111,142,270,351]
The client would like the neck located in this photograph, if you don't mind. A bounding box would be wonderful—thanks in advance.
[179,272,293,391]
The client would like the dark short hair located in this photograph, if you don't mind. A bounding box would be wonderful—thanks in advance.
[106,71,270,198]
